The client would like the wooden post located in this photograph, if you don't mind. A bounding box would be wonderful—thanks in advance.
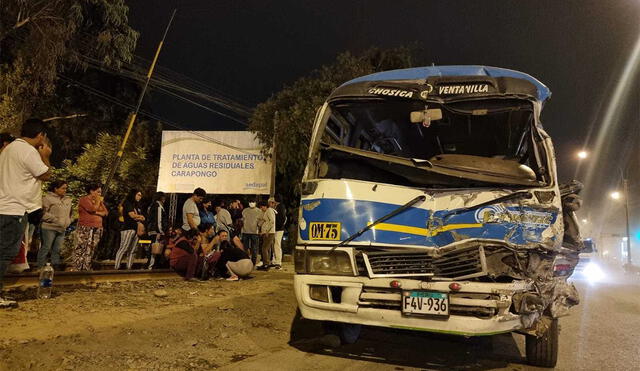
[270,111,278,197]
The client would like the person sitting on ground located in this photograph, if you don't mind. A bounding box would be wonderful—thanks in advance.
[201,229,242,279]
[215,239,252,281]
[197,222,216,254]
[215,229,244,252]
[169,227,203,280]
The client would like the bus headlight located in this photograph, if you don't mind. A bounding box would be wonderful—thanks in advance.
[294,249,354,276]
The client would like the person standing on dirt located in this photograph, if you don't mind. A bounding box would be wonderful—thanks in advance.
[0,118,52,307]
[114,189,145,270]
[182,188,205,231]
[72,184,108,271]
[257,200,276,271]
[146,191,168,269]
[39,180,73,270]
[270,196,287,270]
[241,200,261,265]
[214,199,233,237]
[0,132,15,153]
[198,197,216,229]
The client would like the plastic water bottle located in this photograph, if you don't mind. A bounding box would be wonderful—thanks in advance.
[37,263,54,299]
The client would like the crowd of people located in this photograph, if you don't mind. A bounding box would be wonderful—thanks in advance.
[0,119,288,308]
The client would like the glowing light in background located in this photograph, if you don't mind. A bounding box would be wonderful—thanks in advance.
[610,191,621,200]
[584,262,605,283]
[577,150,588,159]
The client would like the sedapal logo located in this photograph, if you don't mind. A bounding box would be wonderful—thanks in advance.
[243,182,267,190]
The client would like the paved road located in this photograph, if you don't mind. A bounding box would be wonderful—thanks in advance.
[226,264,640,371]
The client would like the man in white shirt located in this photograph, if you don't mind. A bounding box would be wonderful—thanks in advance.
[182,188,206,231]
[0,118,51,307]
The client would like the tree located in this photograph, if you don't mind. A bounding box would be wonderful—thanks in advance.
[0,0,138,132]
[51,120,161,205]
[249,47,419,207]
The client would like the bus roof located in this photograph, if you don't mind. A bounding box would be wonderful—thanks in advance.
[341,65,551,102]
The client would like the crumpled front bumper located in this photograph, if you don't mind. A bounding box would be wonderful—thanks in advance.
[294,274,534,336]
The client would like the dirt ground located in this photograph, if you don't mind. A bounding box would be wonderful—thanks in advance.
[0,265,299,370]
[4,262,639,370]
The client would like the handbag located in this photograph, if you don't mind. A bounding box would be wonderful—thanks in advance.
[151,242,163,255]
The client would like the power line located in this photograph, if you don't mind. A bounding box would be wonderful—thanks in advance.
[76,52,252,120]
[58,74,259,155]
[9,30,254,124]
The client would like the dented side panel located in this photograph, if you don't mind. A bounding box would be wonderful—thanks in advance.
[299,196,559,247]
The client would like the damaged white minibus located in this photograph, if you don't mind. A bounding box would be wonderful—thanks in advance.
[294,66,582,368]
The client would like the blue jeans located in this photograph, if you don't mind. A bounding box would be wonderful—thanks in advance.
[0,214,27,291]
[38,228,65,268]
[242,233,260,265]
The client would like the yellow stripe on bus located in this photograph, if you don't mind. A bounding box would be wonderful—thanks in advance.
[369,222,482,237]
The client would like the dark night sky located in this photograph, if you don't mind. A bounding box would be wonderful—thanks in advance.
[126,0,640,223]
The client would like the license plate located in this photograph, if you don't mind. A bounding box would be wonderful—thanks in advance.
[309,222,341,240]
[402,291,449,316]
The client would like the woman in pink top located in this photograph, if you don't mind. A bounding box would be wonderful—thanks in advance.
[71,183,108,271]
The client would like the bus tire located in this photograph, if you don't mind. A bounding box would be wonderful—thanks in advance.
[525,318,559,368]
[322,322,362,345]
[339,323,361,344]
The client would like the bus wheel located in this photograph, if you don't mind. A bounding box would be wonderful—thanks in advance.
[322,322,362,345]
[339,323,362,344]
[525,318,558,368]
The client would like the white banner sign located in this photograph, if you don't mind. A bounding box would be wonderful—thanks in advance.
[157,131,272,194]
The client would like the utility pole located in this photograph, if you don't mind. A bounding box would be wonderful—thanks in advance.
[269,111,278,197]
[102,9,177,199]
[624,178,632,265]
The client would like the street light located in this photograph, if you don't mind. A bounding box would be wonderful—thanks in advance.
[610,191,621,200]
[577,150,588,159]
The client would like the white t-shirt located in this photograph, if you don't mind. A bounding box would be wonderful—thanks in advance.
[0,139,49,215]
[182,197,200,230]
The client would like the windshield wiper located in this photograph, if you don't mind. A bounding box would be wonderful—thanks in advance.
[330,195,427,252]
[442,191,533,221]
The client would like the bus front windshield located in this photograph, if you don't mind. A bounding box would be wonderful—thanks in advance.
[319,98,547,187]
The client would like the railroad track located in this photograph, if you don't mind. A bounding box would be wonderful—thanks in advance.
[4,269,178,289]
